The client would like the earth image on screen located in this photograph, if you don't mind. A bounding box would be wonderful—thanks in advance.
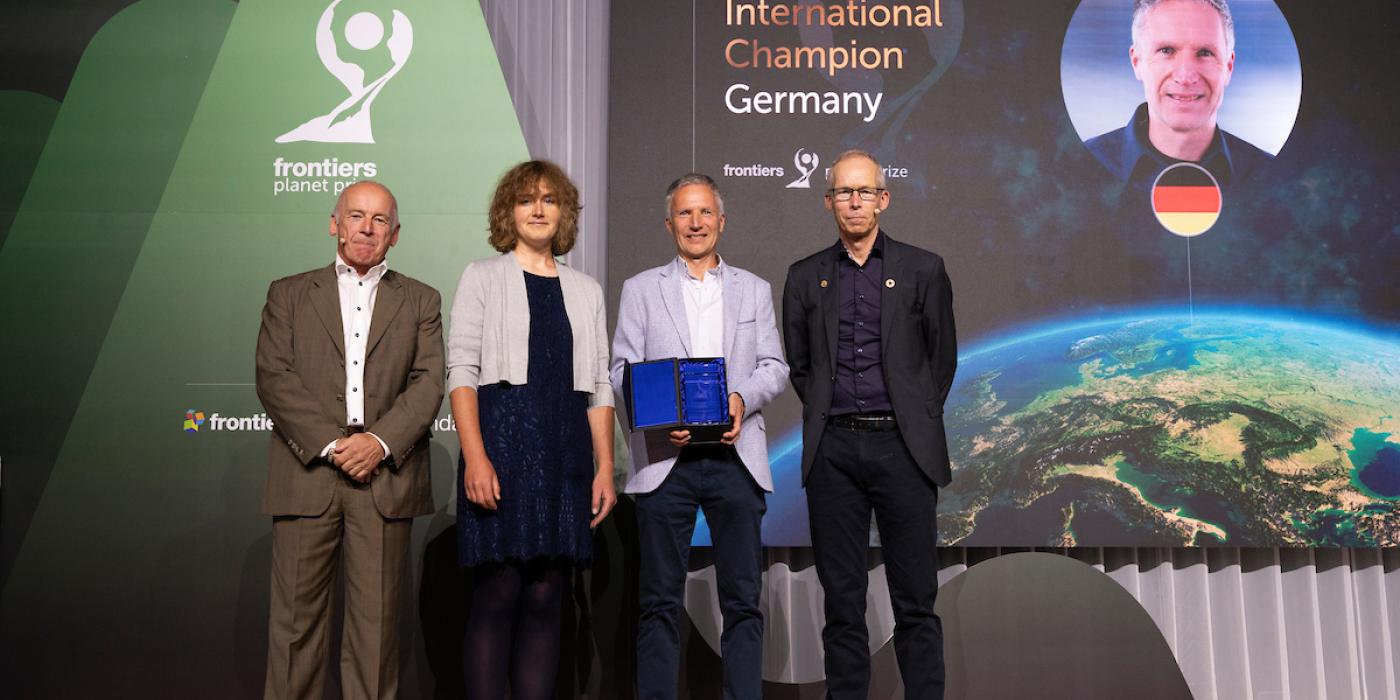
[937,310,1400,547]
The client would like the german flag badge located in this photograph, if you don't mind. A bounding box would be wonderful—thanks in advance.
[1151,163,1221,237]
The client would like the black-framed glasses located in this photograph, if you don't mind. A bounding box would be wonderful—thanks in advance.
[826,187,884,202]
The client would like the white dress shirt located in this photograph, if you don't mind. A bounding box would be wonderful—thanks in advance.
[679,256,724,357]
[321,255,390,459]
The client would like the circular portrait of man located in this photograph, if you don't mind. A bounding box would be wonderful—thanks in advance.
[1062,0,1301,191]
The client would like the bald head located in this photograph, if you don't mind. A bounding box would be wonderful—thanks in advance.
[334,181,399,229]
[330,180,400,275]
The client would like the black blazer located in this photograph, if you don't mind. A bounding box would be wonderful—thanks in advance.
[782,231,957,486]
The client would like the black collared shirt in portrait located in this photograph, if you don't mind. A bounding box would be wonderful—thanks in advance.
[831,231,893,416]
[1085,102,1273,192]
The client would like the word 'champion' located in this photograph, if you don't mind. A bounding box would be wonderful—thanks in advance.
[725,83,884,122]
[726,38,904,77]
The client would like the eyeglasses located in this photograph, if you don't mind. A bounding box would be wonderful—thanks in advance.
[826,187,884,202]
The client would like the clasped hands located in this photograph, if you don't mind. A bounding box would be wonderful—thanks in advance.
[328,433,384,483]
[668,392,745,448]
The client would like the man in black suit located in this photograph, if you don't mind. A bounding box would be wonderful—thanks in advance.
[782,149,957,699]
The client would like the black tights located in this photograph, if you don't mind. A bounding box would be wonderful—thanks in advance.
[463,560,567,700]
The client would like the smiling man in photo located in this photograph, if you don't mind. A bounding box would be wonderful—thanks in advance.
[1086,0,1272,189]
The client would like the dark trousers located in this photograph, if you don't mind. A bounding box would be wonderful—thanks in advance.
[807,424,944,700]
[635,445,767,700]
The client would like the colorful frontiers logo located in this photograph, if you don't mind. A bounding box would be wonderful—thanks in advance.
[183,410,206,433]
[277,0,414,144]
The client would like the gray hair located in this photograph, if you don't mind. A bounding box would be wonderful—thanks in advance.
[825,149,887,190]
[331,180,399,228]
[1132,0,1234,55]
[664,173,724,219]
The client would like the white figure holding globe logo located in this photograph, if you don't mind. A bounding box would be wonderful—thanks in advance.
[786,148,820,189]
[277,0,413,144]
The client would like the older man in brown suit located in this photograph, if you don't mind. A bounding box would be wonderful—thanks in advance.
[257,181,444,699]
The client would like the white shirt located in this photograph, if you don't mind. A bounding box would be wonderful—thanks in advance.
[679,256,724,357]
[321,255,390,460]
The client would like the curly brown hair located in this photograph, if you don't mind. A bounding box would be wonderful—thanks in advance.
[487,160,582,256]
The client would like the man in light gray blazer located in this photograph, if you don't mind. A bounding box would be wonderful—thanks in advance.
[610,173,788,700]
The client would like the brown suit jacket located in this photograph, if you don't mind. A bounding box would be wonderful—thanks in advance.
[256,264,444,519]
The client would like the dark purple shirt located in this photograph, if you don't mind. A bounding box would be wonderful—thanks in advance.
[831,232,892,416]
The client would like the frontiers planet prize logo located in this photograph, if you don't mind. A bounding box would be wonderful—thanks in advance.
[272,0,413,197]
[723,147,911,189]
[785,148,820,188]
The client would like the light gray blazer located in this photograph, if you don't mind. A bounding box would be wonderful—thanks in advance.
[610,258,789,493]
[447,252,612,408]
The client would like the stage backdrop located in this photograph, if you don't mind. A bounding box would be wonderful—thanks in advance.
[608,0,1400,548]
[0,0,529,695]
[3,0,1400,697]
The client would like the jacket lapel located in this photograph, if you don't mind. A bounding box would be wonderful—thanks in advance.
[722,266,741,360]
[659,262,693,356]
[310,265,346,357]
[880,234,902,364]
[366,270,403,357]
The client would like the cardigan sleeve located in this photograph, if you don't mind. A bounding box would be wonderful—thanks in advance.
[446,262,486,393]
[586,276,615,409]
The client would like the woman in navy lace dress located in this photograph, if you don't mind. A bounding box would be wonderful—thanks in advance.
[445,161,616,699]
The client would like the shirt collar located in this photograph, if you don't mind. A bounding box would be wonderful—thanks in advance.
[832,230,885,263]
[674,254,725,281]
[335,254,389,282]
[1123,102,1236,185]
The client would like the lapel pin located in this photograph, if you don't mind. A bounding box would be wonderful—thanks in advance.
[885,278,896,288]
[820,279,828,288]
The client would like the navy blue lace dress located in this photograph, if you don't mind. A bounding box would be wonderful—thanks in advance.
[457,272,594,568]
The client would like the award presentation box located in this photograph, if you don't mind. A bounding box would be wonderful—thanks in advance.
[623,358,731,443]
